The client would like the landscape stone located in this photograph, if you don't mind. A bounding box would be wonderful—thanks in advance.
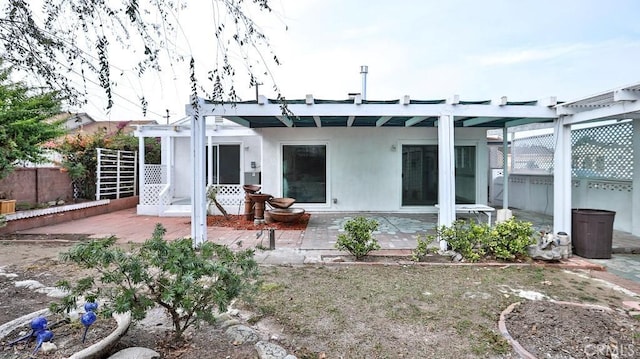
[225,324,258,344]
[41,342,57,353]
[108,347,160,359]
[254,340,288,359]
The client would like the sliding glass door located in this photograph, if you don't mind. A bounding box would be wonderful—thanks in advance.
[401,145,476,206]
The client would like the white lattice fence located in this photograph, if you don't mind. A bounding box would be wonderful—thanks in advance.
[572,122,632,180]
[505,122,633,180]
[96,148,138,200]
[212,185,244,207]
[142,184,165,205]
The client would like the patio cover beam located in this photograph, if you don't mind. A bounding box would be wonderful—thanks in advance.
[560,100,640,125]
[276,116,294,127]
[376,116,391,126]
[347,116,356,127]
[226,116,251,127]
[405,116,428,127]
[462,117,496,127]
[199,99,557,120]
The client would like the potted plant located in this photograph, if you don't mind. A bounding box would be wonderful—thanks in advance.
[0,191,16,214]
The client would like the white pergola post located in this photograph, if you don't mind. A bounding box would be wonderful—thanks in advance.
[189,106,207,246]
[502,127,509,209]
[137,134,145,205]
[633,119,640,236]
[438,114,456,250]
[553,116,572,235]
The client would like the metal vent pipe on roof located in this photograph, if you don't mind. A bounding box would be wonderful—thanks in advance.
[360,65,368,100]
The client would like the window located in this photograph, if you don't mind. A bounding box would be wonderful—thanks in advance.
[206,144,240,185]
[401,144,476,205]
[282,145,326,203]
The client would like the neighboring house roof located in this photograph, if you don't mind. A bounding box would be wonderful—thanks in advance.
[67,119,157,136]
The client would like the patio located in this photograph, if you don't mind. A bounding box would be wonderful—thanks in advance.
[13,207,639,253]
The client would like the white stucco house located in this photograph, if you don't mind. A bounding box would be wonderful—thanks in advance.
[135,83,640,245]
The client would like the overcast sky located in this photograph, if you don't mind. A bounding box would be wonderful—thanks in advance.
[78,0,640,123]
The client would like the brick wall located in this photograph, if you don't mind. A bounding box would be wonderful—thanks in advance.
[0,167,73,205]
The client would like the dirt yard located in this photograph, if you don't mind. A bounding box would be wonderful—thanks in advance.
[1,234,639,358]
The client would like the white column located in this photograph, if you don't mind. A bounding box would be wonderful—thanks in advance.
[632,119,640,236]
[553,116,572,235]
[438,114,456,250]
[502,127,509,209]
[138,134,145,207]
[190,106,207,246]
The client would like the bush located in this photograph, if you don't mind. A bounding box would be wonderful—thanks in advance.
[440,220,492,262]
[410,235,439,261]
[420,218,535,262]
[53,224,259,341]
[488,218,535,260]
[335,216,380,260]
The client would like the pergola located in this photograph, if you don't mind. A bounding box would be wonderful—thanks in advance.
[553,82,640,238]
[185,94,560,245]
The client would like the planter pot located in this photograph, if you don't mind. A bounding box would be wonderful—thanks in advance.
[0,308,131,359]
[0,200,16,214]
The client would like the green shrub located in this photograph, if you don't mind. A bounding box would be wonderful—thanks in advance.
[425,218,535,262]
[335,216,380,260]
[53,224,259,341]
[488,218,535,260]
[440,220,492,262]
[410,235,439,261]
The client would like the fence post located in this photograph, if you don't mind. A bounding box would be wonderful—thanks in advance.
[96,148,102,200]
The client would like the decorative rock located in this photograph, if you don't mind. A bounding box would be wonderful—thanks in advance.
[284,355,298,359]
[107,347,160,359]
[219,319,241,329]
[14,280,45,290]
[225,325,259,345]
[41,342,57,354]
[254,340,288,359]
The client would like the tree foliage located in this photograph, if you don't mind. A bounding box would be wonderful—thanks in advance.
[54,224,259,342]
[0,0,285,115]
[52,124,161,199]
[0,65,63,180]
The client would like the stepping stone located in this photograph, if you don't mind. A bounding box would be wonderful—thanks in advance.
[622,301,640,311]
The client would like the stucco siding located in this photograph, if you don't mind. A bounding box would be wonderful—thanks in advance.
[259,127,489,212]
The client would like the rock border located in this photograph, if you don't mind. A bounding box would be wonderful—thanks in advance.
[0,308,131,359]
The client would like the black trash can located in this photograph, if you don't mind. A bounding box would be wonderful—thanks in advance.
[571,209,616,259]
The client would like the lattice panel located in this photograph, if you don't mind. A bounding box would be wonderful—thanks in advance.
[586,181,633,192]
[511,133,554,172]
[213,185,244,206]
[142,184,164,205]
[144,165,166,184]
[509,176,527,184]
[572,122,632,180]
[489,146,504,168]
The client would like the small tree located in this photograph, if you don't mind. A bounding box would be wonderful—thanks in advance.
[53,224,259,341]
[335,216,381,260]
[0,65,64,180]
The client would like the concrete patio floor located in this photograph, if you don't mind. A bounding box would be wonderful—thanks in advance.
[9,206,640,300]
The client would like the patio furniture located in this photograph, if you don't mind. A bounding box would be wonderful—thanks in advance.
[435,204,495,225]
